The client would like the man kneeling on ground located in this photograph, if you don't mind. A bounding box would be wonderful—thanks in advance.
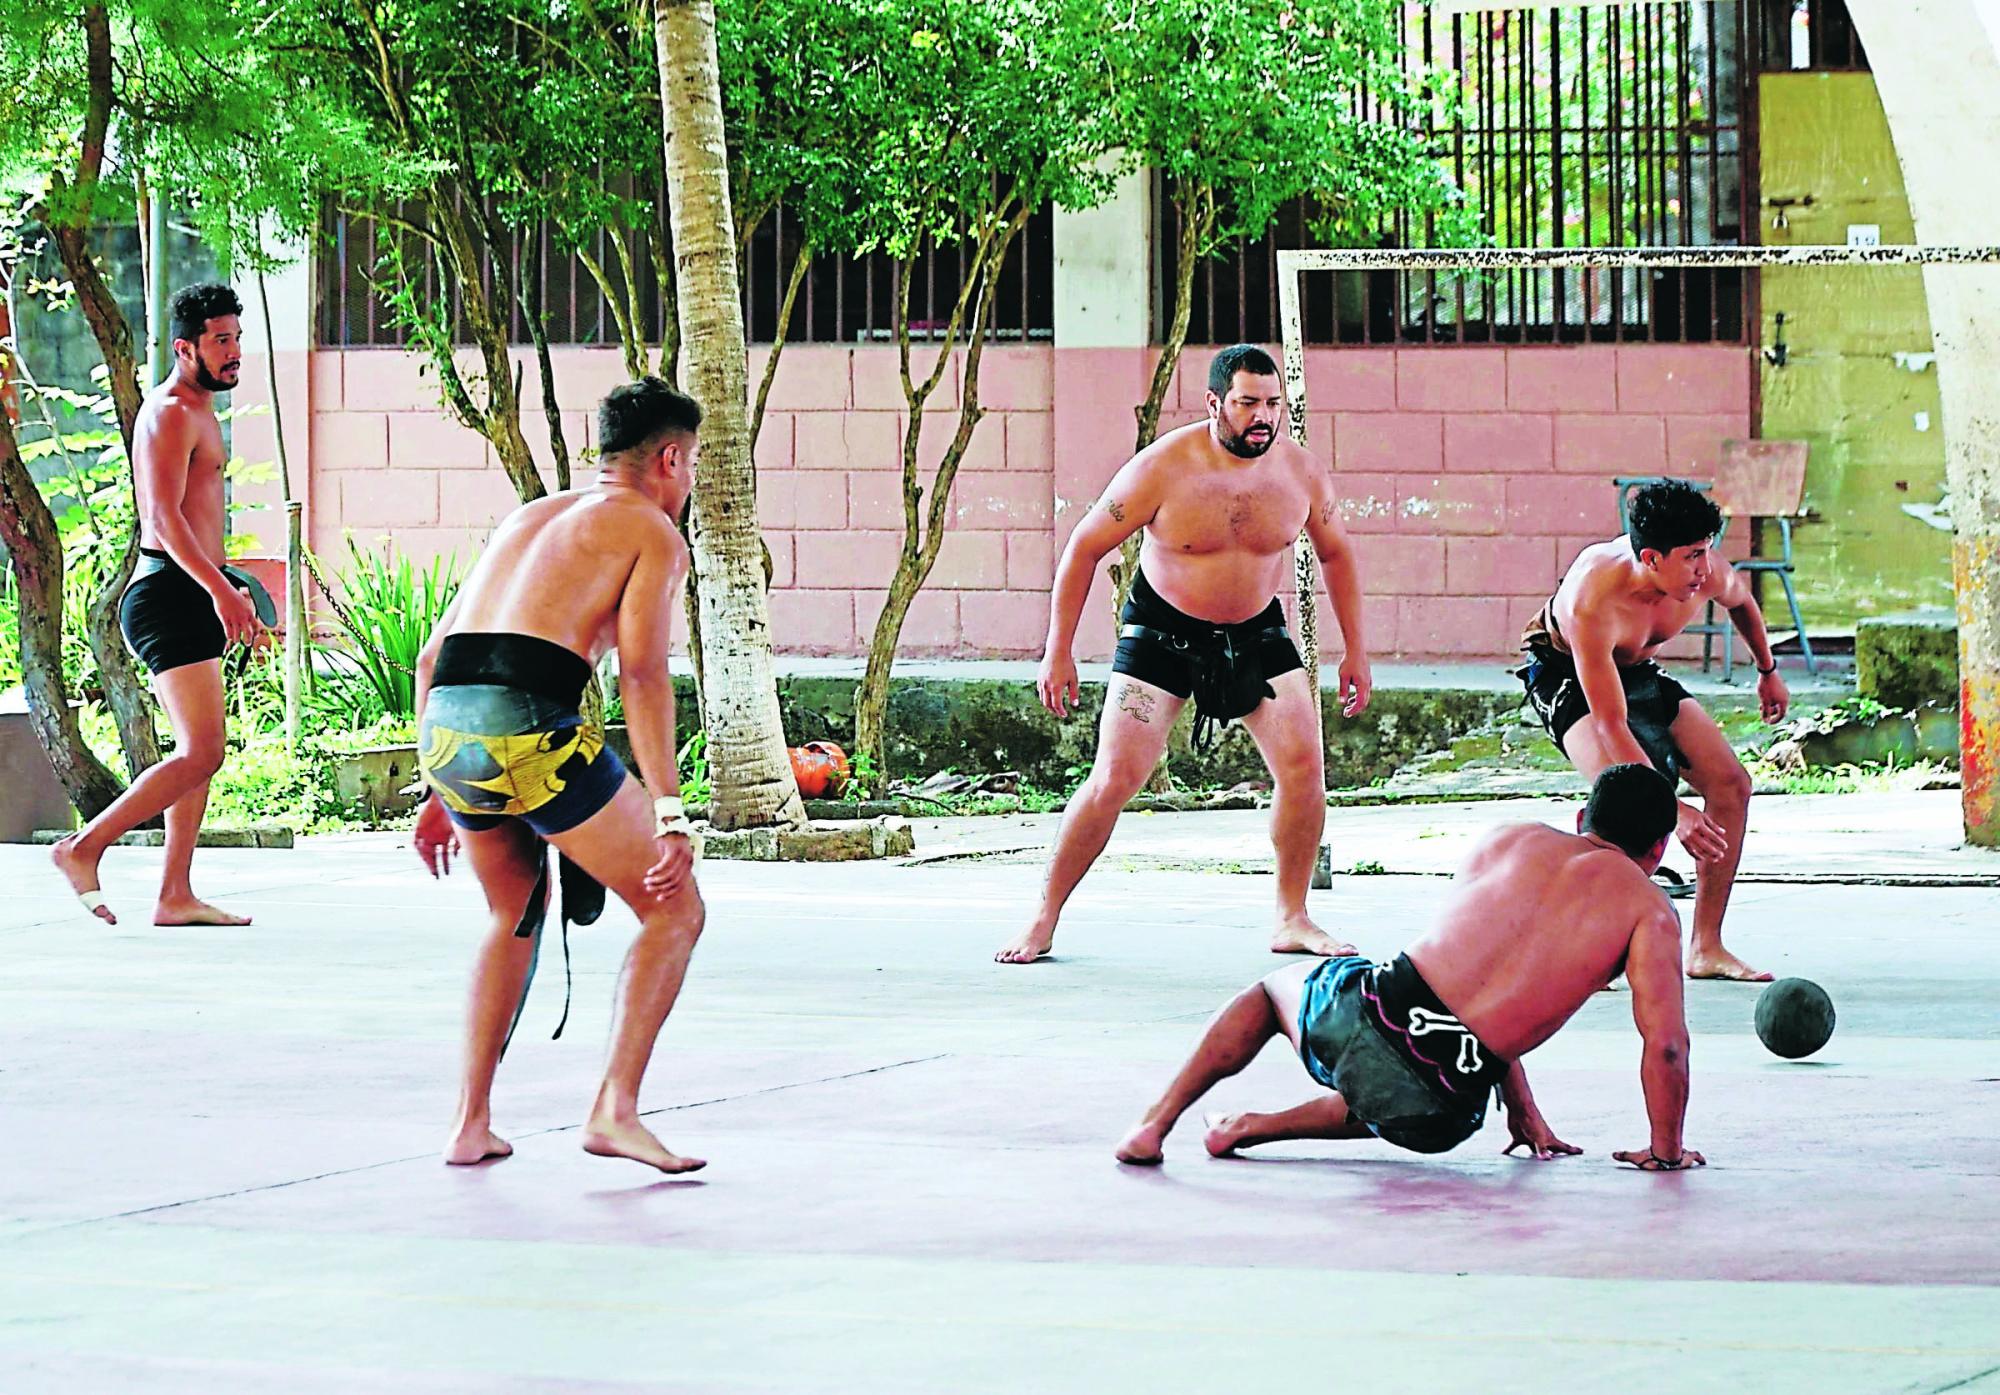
[1116,764,1707,1173]
[411,377,706,1174]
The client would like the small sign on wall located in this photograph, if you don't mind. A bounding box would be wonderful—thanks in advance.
[1847,224,1882,247]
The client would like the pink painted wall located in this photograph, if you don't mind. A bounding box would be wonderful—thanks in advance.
[276,342,1752,662]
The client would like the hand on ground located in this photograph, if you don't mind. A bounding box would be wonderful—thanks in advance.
[1504,1114,1582,1161]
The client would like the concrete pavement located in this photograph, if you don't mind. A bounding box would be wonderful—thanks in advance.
[2,792,1996,1392]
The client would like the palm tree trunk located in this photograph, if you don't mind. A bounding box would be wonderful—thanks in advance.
[654,0,804,830]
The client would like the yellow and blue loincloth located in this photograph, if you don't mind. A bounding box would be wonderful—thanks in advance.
[419,632,627,837]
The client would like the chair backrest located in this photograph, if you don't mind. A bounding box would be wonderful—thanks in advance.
[1714,439,1808,518]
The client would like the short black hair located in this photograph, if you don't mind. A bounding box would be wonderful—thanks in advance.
[1580,763,1678,857]
[1627,478,1722,558]
[598,376,702,455]
[1208,343,1280,396]
[170,283,242,346]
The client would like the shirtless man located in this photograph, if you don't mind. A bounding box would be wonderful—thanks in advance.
[995,344,1371,964]
[1520,478,1787,982]
[1116,763,1705,1174]
[52,283,266,927]
[409,377,706,1174]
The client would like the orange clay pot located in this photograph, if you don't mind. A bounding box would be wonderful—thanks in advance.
[788,741,851,799]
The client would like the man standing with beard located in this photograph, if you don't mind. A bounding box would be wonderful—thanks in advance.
[52,283,267,926]
[996,344,1372,964]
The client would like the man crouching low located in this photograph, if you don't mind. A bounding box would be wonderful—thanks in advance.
[1116,764,1707,1173]
[410,377,707,1174]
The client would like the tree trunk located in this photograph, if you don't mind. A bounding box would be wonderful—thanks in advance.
[518,222,571,491]
[852,214,1023,778]
[655,0,804,830]
[0,396,126,818]
[1112,179,1212,619]
[45,226,161,780]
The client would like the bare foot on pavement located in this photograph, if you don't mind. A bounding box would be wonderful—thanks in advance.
[582,1116,707,1174]
[155,898,252,927]
[51,837,114,924]
[1687,950,1772,982]
[995,921,1056,964]
[443,1124,514,1166]
[1270,915,1353,957]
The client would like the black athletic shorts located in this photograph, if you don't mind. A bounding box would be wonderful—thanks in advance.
[120,548,226,674]
[1519,646,1691,783]
[1112,569,1301,745]
[1297,953,1508,1155]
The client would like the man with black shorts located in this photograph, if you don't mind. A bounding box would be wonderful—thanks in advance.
[51,283,269,926]
[995,344,1371,963]
[1116,764,1708,1175]
[1519,479,1787,981]
[409,377,707,1174]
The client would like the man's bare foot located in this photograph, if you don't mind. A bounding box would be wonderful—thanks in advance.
[1687,950,1773,983]
[51,837,113,924]
[154,898,252,927]
[443,1124,514,1166]
[994,922,1056,964]
[581,1116,706,1174]
[1114,1118,1168,1165]
[1270,916,1354,957]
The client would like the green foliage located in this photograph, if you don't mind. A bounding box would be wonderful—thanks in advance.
[315,540,462,719]
[677,729,713,808]
[1097,0,1470,253]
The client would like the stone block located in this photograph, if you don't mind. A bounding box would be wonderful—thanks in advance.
[1856,608,1959,708]
[952,472,1051,530]
[791,471,851,530]
[1502,474,1619,537]
[1398,349,1506,412]
[1331,473,1402,533]
[973,347,1053,411]
[0,707,77,841]
[1445,536,1560,596]
[312,413,390,472]
[1665,413,1750,478]
[796,411,899,472]
[958,592,1049,653]
[1351,533,1446,596]
[341,469,439,527]
[1507,347,1619,412]
[795,530,900,588]
[333,745,424,818]
[341,350,440,412]
[759,345,852,411]
[1006,531,1055,589]
[1305,349,1398,411]
[769,590,856,653]
[1335,413,1444,474]
[1616,346,1751,415]
[703,818,913,863]
[1553,414,1666,475]
[1443,414,1554,474]
[1399,476,1506,536]
[846,470,904,530]
[1002,411,1054,472]
[388,412,488,471]
[928,531,1008,590]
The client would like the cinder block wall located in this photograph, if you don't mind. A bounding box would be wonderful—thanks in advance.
[279,341,1751,662]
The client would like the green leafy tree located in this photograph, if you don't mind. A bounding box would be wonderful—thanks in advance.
[840,0,1118,778]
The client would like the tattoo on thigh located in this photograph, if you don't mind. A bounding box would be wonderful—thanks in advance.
[1117,683,1157,724]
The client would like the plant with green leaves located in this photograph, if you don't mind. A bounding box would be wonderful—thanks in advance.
[311,541,463,719]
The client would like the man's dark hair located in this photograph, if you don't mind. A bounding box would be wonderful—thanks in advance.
[1208,343,1280,395]
[1581,763,1678,857]
[170,283,242,345]
[1626,478,1722,558]
[598,376,702,455]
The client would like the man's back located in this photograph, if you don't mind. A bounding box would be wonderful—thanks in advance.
[445,490,676,662]
[1408,824,1668,1059]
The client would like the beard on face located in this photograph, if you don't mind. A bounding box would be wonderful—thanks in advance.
[1217,419,1276,459]
[193,354,240,393]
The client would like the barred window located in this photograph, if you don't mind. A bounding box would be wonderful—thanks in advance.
[317,201,1054,349]
[1161,2,1759,347]
[1760,0,1869,72]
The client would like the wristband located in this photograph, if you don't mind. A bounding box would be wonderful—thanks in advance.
[1756,661,1777,675]
[653,796,688,837]
[657,816,696,839]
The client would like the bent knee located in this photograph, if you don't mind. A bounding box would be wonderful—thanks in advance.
[177,743,226,778]
[1699,758,1753,804]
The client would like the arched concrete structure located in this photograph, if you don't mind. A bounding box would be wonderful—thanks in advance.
[1850,0,2000,844]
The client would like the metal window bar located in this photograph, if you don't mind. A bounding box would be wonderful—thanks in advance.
[1159,3,1760,349]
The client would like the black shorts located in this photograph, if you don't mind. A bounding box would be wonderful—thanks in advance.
[1296,954,1506,1155]
[1112,570,1301,740]
[1519,646,1691,783]
[419,632,628,837]
[121,549,226,675]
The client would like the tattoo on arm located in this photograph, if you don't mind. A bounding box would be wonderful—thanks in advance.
[1103,497,1126,523]
[1319,498,1335,526]
[1116,682,1157,724]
